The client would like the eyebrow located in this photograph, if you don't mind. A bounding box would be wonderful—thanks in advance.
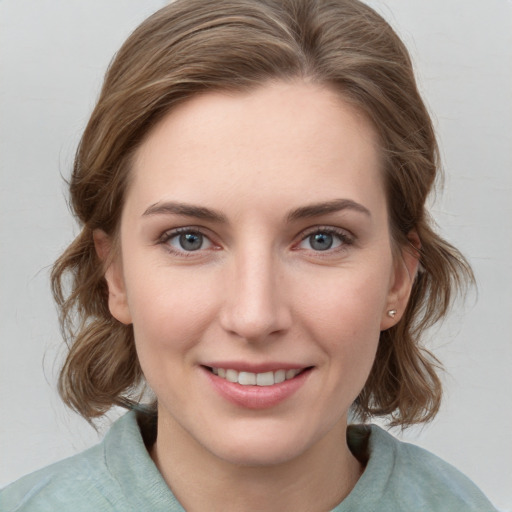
[142,201,228,223]
[142,198,370,223]
[286,199,371,222]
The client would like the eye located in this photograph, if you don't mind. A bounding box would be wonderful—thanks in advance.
[297,228,353,252]
[160,228,214,254]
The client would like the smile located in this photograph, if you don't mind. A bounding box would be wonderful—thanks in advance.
[209,367,304,386]
[203,365,313,409]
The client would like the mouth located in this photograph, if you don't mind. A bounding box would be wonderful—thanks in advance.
[203,366,312,386]
[202,364,313,409]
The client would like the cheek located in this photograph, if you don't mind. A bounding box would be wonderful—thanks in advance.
[125,268,220,365]
[294,262,392,374]
[299,266,390,333]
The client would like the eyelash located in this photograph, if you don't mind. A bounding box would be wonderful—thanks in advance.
[157,225,355,257]
[295,226,355,254]
[158,227,216,257]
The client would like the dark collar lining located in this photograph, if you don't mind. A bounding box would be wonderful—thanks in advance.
[136,410,158,449]
[346,424,372,466]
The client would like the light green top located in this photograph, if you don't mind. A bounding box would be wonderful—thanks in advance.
[1,411,497,511]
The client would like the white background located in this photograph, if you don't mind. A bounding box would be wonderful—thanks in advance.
[1,0,511,509]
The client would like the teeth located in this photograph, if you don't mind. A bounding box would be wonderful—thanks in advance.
[274,369,286,384]
[211,367,304,386]
[286,369,299,380]
[226,369,238,383]
[238,371,256,385]
[256,371,274,386]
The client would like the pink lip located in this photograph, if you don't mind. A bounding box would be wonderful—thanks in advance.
[201,366,312,410]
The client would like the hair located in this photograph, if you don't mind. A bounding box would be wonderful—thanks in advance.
[52,0,473,427]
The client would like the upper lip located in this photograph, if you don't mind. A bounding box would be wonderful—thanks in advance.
[201,361,312,373]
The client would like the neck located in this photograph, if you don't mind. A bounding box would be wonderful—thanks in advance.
[150,410,363,512]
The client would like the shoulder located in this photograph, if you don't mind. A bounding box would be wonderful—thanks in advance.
[344,424,498,512]
[0,439,119,512]
[0,411,175,512]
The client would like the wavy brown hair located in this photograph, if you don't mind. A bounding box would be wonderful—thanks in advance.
[52,0,473,427]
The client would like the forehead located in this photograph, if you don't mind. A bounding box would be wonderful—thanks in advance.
[127,81,384,218]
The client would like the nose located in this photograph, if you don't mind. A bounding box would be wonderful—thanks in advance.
[219,248,292,343]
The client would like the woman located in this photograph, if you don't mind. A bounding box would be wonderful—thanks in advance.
[1,0,499,510]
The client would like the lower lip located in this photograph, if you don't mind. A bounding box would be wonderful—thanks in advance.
[203,367,312,410]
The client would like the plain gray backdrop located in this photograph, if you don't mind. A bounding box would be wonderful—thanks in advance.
[1,0,511,509]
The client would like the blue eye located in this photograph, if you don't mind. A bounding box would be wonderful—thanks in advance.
[178,232,203,251]
[298,229,350,252]
[165,230,213,252]
[309,232,335,251]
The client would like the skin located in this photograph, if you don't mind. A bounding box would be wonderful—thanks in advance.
[95,80,418,512]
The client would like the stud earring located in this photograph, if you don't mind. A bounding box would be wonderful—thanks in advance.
[387,309,397,318]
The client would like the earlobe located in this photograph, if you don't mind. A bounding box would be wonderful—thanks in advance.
[380,231,421,330]
[93,229,132,325]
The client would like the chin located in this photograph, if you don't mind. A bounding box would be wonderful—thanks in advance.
[214,440,306,467]
[199,421,324,467]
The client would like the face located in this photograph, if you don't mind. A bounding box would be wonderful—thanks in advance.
[99,81,416,467]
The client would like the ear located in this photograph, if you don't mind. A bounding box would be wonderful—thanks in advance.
[380,231,421,330]
[93,229,132,325]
